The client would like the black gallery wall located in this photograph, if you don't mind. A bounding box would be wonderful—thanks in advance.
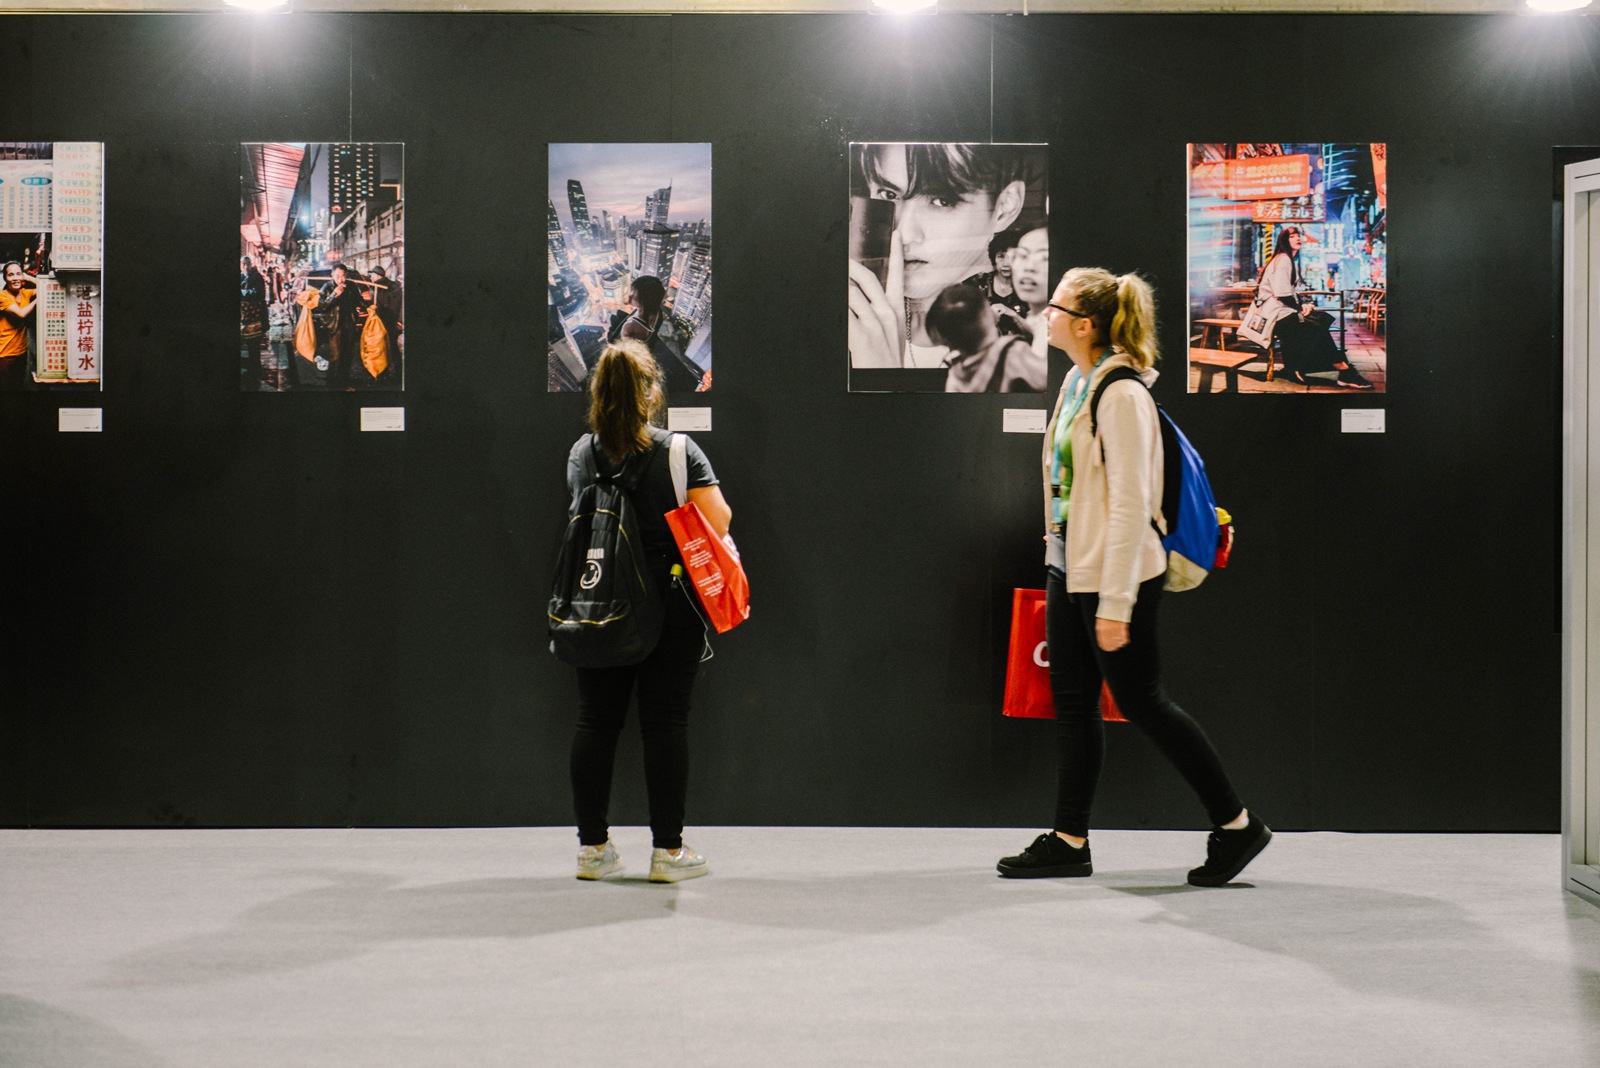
[0,11,1577,831]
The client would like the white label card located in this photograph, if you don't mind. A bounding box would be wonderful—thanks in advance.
[1004,409,1048,434]
[1341,409,1386,434]
[58,407,102,432]
[361,407,405,432]
[668,407,712,432]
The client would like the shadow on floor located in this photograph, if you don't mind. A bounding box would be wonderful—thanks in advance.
[95,859,1600,1022]
[0,994,168,1068]
[1103,872,1600,1015]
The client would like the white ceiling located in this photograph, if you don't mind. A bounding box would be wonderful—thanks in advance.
[0,1,1552,14]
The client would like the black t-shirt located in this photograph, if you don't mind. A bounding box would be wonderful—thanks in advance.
[566,426,719,576]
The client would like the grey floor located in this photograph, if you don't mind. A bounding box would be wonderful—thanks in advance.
[2,828,1598,1067]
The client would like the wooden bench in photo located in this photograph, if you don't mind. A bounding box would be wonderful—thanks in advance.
[1189,347,1269,393]
[1193,317,1243,350]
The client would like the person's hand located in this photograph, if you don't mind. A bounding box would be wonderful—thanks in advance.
[1096,617,1129,652]
[996,304,1034,341]
[847,233,905,369]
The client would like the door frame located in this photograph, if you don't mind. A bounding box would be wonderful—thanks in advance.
[1562,158,1600,907]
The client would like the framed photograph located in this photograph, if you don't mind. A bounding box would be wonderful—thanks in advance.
[1187,143,1387,394]
[241,143,405,392]
[847,142,1049,393]
[547,143,713,394]
[0,142,104,392]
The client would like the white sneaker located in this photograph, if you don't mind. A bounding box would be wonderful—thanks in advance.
[576,840,621,880]
[649,843,709,883]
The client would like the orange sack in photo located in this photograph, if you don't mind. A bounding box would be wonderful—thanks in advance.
[360,311,389,378]
[293,288,319,362]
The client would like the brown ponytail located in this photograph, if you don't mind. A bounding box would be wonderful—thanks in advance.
[1059,266,1160,371]
[587,338,662,463]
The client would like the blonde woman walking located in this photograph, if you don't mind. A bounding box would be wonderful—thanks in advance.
[997,268,1270,886]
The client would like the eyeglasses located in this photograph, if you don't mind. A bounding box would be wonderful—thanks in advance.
[1048,303,1093,319]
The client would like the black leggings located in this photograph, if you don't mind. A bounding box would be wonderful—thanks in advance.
[1046,568,1242,838]
[570,582,707,850]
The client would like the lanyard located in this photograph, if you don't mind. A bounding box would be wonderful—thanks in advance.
[1051,352,1112,523]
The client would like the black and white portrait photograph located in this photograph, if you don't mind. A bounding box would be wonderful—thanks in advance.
[847,142,1048,393]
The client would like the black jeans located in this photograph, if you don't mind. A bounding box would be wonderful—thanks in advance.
[1046,568,1242,838]
[570,580,706,849]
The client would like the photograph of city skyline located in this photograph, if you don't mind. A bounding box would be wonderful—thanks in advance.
[547,143,712,393]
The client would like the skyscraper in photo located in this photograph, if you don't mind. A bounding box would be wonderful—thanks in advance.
[328,143,377,216]
[639,227,679,286]
[670,242,691,289]
[567,179,593,248]
[676,238,712,328]
[547,197,570,270]
[646,183,671,229]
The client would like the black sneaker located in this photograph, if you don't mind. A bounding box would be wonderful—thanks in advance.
[997,832,1093,879]
[1336,366,1375,390]
[1187,813,1272,887]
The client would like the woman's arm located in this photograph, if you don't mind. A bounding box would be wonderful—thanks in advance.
[687,485,732,539]
[0,293,35,322]
[1095,383,1159,630]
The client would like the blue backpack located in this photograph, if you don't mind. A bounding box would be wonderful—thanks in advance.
[1090,367,1227,591]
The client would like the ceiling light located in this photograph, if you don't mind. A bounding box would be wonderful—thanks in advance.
[1526,0,1592,12]
[224,0,291,11]
[873,0,939,12]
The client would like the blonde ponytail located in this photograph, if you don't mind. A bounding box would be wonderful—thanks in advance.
[1059,266,1160,371]
[1108,272,1159,371]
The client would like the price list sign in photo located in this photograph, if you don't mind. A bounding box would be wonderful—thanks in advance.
[0,160,53,232]
[53,142,103,270]
[36,276,68,381]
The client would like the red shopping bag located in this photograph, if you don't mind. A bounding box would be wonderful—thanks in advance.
[1002,588,1126,722]
[1003,589,1053,718]
[664,501,751,634]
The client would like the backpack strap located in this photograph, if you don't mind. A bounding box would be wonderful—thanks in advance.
[1089,365,1145,438]
[669,433,688,507]
[589,434,663,493]
[576,434,598,486]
